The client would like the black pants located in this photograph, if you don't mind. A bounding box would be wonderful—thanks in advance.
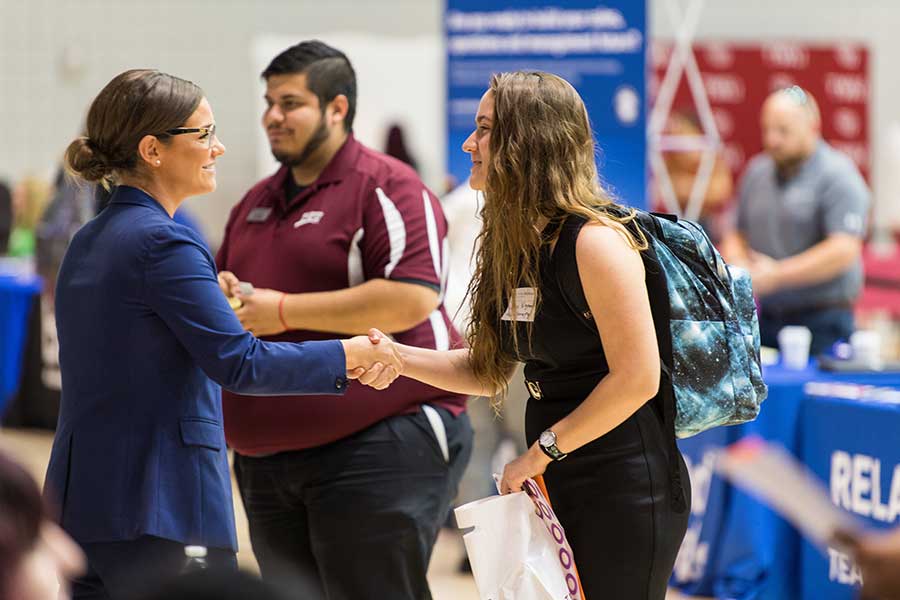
[72,535,237,600]
[234,406,473,600]
[526,399,690,600]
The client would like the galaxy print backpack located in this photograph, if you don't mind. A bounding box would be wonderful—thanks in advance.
[554,208,768,439]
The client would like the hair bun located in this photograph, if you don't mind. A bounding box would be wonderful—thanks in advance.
[64,136,112,183]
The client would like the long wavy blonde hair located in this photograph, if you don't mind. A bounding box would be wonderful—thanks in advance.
[466,71,646,402]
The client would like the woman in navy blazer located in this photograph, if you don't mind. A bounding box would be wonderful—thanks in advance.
[43,69,403,599]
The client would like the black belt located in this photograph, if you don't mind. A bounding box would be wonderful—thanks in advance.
[524,374,606,401]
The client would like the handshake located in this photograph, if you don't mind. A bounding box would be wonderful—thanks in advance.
[341,329,403,390]
[217,273,404,390]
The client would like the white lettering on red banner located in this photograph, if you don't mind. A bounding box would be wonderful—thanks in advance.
[763,42,810,69]
[700,73,746,103]
[703,43,734,69]
[768,72,797,92]
[835,44,863,70]
[833,107,862,138]
[825,73,869,103]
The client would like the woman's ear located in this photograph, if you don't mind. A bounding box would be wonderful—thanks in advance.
[136,134,163,168]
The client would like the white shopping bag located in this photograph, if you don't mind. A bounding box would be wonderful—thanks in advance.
[454,477,582,600]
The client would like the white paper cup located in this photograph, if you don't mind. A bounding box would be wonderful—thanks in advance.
[850,330,882,369]
[778,326,812,370]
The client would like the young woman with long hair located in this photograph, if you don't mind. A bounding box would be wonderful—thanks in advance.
[379,71,691,598]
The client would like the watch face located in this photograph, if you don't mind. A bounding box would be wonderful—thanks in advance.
[539,430,556,447]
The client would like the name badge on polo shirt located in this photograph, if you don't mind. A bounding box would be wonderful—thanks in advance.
[246,207,273,223]
[501,288,537,322]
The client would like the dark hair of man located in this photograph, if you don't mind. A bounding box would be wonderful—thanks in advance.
[261,40,357,132]
[0,450,45,597]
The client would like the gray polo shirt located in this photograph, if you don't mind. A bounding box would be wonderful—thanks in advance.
[736,141,869,312]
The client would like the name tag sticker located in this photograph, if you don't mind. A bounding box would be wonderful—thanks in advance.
[246,207,273,223]
[501,288,537,322]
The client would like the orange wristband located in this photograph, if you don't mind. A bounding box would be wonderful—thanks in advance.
[278,293,289,331]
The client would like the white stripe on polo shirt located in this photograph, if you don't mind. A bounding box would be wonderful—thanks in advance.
[429,310,450,351]
[422,190,442,284]
[347,227,365,287]
[374,187,406,278]
[422,190,452,349]
[440,237,450,304]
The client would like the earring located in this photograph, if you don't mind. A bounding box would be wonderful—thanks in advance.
[155,160,161,165]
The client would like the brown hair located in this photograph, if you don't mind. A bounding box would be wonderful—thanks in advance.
[64,69,203,187]
[13,176,51,230]
[466,71,646,403]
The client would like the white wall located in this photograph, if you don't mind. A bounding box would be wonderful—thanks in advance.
[0,0,443,248]
[2,0,899,249]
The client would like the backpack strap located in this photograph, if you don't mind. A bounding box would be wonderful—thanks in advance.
[638,215,688,513]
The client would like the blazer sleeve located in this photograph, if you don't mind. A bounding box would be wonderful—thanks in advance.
[142,223,348,396]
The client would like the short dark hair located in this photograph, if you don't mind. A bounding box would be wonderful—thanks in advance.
[65,69,204,185]
[262,40,357,132]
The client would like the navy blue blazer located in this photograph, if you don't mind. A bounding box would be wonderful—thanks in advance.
[44,186,348,551]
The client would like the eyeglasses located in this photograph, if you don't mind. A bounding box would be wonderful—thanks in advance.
[156,124,217,149]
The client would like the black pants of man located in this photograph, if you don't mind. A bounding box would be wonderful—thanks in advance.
[234,406,473,600]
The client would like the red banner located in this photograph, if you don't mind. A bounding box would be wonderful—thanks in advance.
[651,41,870,183]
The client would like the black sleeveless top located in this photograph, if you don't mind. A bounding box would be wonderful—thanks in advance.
[500,219,610,392]
[501,213,672,392]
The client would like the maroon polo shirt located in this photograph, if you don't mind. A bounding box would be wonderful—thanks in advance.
[217,135,467,455]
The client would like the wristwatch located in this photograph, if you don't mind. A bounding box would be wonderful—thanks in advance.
[538,429,567,461]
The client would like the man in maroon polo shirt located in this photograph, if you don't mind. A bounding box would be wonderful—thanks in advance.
[215,41,473,599]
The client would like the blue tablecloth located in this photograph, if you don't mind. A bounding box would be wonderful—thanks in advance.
[672,363,900,599]
[0,274,41,416]
[799,393,900,599]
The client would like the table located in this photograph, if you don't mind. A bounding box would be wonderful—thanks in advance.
[671,363,900,599]
[798,391,900,599]
[0,273,41,416]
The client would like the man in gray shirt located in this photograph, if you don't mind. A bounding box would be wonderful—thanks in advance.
[721,86,869,355]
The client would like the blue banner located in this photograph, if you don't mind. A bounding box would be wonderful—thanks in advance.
[445,0,648,209]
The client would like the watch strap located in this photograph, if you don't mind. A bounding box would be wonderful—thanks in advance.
[539,437,568,461]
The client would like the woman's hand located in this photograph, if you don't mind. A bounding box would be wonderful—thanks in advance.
[499,444,552,494]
